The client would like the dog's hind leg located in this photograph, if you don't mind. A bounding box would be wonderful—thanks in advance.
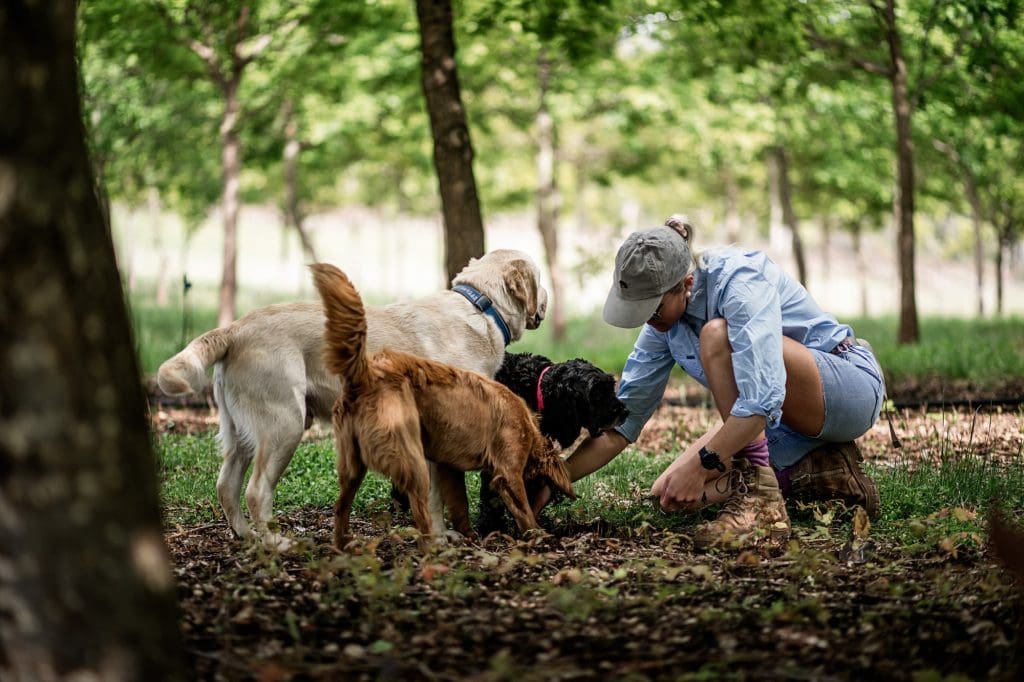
[490,471,541,534]
[217,443,254,539]
[214,371,255,539]
[333,424,366,551]
[436,464,473,537]
[241,391,307,549]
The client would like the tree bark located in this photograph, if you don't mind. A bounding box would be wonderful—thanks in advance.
[820,214,833,274]
[282,98,317,264]
[884,0,920,344]
[536,51,566,342]
[218,76,242,328]
[0,3,184,679]
[771,145,807,285]
[415,0,486,283]
[995,227,1008,316]
[150,187,172,307]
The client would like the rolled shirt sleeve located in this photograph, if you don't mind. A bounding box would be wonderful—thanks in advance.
[614,326,677,443]
[713,266,786,429]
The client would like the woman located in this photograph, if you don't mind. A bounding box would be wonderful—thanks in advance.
[541,215,883,548]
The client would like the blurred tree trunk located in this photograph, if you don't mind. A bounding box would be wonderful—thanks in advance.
[0,2,184,680]
[150,187,172,307]
[820,214,833,274]
[415,0,485,283]
[806,0,920,343]
[995,227,1008,316]
[883,0,919,344]
[218,76,242,328]
[281,98,317,265]
[767,146,807,285]
[536,51,566,342]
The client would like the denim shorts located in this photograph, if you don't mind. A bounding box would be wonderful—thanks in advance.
[767,343,885,469]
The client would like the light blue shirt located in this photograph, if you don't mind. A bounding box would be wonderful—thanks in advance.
[615,247,852,443]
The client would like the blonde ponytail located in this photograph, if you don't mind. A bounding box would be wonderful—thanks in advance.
[664,214,700,272]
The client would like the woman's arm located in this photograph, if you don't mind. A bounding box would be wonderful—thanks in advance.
[649,414,765,511]
[565,430,630,481]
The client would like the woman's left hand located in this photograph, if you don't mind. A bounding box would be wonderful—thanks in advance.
[650,449,705,512]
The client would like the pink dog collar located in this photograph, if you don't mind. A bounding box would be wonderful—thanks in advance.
[536,365,552,411]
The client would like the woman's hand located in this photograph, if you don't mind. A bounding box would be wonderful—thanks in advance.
[650,449,706,512]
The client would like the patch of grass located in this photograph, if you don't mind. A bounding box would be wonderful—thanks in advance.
[848,315,1024,385]
[156,434,492,526]
[157,428,1024,545]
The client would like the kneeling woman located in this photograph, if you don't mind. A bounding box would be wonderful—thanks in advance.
[540,215,884,547]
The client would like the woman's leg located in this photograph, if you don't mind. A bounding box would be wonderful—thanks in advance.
[699,317,825,438]
[694,319,795,546]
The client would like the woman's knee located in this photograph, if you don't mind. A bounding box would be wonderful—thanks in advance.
[699,318,730,363]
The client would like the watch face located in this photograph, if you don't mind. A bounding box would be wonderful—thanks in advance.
[700,447,725,472]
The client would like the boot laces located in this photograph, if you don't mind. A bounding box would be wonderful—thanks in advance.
[717,467,751,517]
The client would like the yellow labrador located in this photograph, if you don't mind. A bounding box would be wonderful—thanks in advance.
[158,250,546,547]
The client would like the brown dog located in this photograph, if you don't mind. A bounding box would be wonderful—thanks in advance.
[311,263,575,549]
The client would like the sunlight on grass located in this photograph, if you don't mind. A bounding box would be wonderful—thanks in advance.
[157,432,1024,543]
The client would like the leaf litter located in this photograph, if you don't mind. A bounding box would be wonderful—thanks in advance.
[160,394,1024,680]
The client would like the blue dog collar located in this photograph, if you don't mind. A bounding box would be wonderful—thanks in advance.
[451,284,512,346]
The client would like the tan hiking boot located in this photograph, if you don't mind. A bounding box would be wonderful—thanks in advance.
[787,441,880,519]
[694,459,791,549]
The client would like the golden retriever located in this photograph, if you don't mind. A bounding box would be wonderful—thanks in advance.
[157,250,546,547]
[310,263,574,549]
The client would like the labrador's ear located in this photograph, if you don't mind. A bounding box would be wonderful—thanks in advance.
[540,450,577,501]
[503,259,540,319]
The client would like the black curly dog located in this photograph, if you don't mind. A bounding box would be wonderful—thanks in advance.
[476,352,629,536]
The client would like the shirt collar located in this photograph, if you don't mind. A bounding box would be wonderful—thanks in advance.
[682,268,709,329]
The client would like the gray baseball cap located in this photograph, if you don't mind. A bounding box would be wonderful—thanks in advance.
[603,226,691,328]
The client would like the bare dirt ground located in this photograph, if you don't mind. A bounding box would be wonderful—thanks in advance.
[154,383,1024,680]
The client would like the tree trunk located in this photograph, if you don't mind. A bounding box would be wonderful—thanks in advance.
[0,3,184,679]
[415,0,486,283]
[282,98,317,264]
[536,51,566,342]
[771,145,807,285]
[967,181,985,317]
[218,77,242,328]
[766,151,788,256]
[150,187,171,307]
[995,228,1007,316]
[820,214,833,273]
[884,0,920,344]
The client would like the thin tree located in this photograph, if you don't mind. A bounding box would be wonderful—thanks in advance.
[415,0,486,282]
[0,2,183,679]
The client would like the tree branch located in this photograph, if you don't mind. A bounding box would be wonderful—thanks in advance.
[804,23,892,77]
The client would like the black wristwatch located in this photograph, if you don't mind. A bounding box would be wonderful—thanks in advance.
[699,445,726,472]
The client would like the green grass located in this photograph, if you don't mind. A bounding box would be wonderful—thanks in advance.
[133,290,1024,384]
[846,315,1024,385]
[156,432,1024,544]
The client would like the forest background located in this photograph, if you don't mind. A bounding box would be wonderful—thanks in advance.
[78,0,1024,351]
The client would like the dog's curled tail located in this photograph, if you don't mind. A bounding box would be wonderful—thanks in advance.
[310,263,372,396]
[156,327,232,395]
